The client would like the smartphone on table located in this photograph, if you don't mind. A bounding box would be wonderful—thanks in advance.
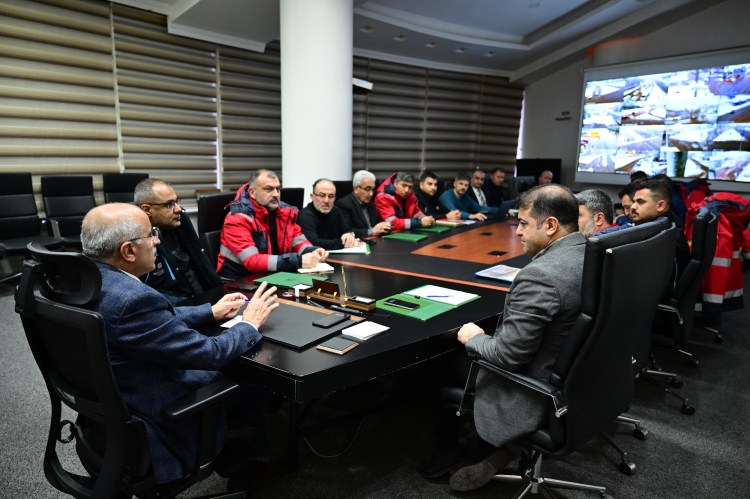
[384,298,420,310]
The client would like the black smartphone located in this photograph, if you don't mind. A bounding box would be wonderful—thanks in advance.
[384,298,420,310]
[228,283,258,292]
[312,312,350,328]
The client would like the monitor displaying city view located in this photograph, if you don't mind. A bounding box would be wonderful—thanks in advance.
[577,63,750,182]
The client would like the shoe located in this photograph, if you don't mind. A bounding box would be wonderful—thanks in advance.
[448,448,512,492]
[416,445,468,479]
[226,458,286,493]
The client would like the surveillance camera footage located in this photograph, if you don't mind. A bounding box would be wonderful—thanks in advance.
[578,63,750,181]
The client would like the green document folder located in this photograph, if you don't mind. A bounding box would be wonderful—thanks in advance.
[254,272,328,288]
[376,293,456,321]
[415,226,452,233]
[382,233,427,242]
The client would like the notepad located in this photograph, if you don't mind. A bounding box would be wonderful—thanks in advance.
[317,337,359,355]
[475,264,521,282]
[298,262,335,273]
[328,244,371,254]
[340,321,389,341]
[254,272,328,287]
[415,226,452,233]
[221,315,244,328]
[405,285,480,307]
[436,219,465,226]
[382,233,427,242]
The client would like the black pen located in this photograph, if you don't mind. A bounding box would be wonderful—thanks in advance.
[306,299,327,309]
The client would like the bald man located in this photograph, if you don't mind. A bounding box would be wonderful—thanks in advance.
[538,170,553,185]
[81,203,281,489]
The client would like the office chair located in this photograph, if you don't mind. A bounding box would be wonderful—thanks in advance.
[332,180,354,201]
[103,173,149,204]
[279,187,304,210]
[197,192,236,269]
[41,175,97,250]
[508,176,535,199]
[0,173,63,283]
[15,244,250,499]
[451,221,675,496]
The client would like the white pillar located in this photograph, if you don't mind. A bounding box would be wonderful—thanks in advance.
[280,0,353,200]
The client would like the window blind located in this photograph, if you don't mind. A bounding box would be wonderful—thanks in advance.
[0,0,117,210]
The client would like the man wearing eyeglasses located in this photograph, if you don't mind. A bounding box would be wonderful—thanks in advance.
[298,179,367,250]
[335,170,393,239]
[135,178,222,304]
[219,170,327,278]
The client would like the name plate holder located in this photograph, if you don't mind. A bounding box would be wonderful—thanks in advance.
[298,279,376,312]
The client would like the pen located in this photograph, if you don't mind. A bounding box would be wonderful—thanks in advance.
[234,299,250,302]
[426,295,452,298]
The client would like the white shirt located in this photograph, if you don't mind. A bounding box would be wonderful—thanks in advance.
[472,186,487,206]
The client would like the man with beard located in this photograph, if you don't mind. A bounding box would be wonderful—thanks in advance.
[335,170,393,239]
[575,189,629,238]
[299,178,366,250]
[413,171,460,219]
[439,172,498,220]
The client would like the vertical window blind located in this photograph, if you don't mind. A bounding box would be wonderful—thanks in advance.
[0,0,523,215]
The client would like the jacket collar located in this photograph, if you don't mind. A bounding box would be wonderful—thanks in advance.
[532,231,585,261]
[230,183,294,221]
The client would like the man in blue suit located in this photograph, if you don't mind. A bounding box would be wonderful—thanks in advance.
[81,203,280,489]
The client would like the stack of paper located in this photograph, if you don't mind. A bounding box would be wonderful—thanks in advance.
[436,219,465,226]
[297,262,335,274]
[328,244,370,254]
[340,321,390,341]
[404,285,479,306]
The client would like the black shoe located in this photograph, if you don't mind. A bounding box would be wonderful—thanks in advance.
[226,458,286,493]
[449,448,513,492]
[417,445,468,479]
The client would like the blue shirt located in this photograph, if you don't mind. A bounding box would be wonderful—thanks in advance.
[439,189,498,219]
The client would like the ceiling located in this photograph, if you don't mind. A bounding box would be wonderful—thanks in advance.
[114,0,725,83]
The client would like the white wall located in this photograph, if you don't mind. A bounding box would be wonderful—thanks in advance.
[520,0,750,200]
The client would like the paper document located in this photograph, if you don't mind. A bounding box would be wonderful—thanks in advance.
[405,285,479,306]
[475,264,521,282]
[328,244,370,254]
[297,262,335,274]
[340,321,389,341]
[221,316,243,328]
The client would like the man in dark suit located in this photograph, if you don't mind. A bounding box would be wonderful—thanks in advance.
[335,170,392,239]
[299,178,366,250]
[81,203,281,490]
[419,185,586,492]
[413,171,461,219]
[465,169,490,207]
[485,168,510,206]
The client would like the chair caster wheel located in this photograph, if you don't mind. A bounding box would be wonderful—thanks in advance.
[714,334,723,344]
[618,461,636,475]
[601,495,614,499]
[687,359,699,368]
[669,378,683,389]
[680,404,696,415]
[632,428,648,440]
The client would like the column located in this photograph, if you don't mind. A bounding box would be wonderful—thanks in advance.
[280,0,353,199]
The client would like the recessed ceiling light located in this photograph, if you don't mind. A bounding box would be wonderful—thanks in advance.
[360,26,374,33]
[394,35,408,42]
[455,48,468,54]
[484,51,496,57]
[529,2,540,8]
[426,42,439,48]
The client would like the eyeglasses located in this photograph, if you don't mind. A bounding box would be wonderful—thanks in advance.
[313,192,336,200]
[126,227,159,245]
[355,186,374,193]
[145,198,181,210]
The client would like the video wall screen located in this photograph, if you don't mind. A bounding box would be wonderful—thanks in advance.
[577,63,750,182]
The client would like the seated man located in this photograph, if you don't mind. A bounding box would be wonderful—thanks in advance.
[81,203,280,488]
[630,179,691,279]
[466,169,492,207]
[299,178,366,250]
[537,169,554,186]
[616,183,637,226]
[485,168,510,206]
[413,171,460,220]
[135,178,221,304]
[375,171,436,229]
[218,170,328,279]
[335,170,392,239]
[575,189,629,238]
[439,172,498,221]
[425,185,586,491]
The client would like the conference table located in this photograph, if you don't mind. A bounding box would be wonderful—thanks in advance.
[184,218,529,471]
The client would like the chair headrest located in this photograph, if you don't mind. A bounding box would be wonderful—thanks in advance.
[0,172,33,196]
[690,207,717,262]
[27,243,101,306]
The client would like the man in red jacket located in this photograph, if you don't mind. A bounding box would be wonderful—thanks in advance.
[374,172,436,230]
[218,170,328,279]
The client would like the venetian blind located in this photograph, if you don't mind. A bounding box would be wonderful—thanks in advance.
[0,0,118,209]
[112,4,218,210]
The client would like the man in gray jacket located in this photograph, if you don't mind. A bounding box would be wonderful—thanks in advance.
[422,184,586,491]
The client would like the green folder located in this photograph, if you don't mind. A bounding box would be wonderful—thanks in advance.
[254,272,328,288]
[376,293,455,321]
[415,226,452,233]
[382,233,427,242]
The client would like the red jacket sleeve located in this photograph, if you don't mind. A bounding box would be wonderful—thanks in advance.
[219,213,271,272]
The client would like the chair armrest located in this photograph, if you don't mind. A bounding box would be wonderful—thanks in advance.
[476,360,568,417]
[220,277,234,283]
[50,219,61,239]
[656,303,683,324]
[163,380,240,420]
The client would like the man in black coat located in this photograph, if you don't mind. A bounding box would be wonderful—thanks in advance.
[485,168,511,206]
[299,179,368,251]
[135,178,222,304]
[335,170,392,239]
[413,171,460,219]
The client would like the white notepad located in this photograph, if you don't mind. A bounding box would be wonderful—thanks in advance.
[297,262,335,273]
[220,316,243,328]
[404,285,479,306]
[328,244,370,254]
[340,321,389,341]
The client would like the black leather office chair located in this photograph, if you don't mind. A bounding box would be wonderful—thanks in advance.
[0,173,63,283]
[453,220,676,496]
[508,176,535,199]
[197,192,236,269]
[332,180,354,201]
[103,173,149,204]
[41,175,97,250]
[15,244,250,499]
[280,187,304,210]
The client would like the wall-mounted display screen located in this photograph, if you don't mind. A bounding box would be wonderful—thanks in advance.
[577,63,750,182]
